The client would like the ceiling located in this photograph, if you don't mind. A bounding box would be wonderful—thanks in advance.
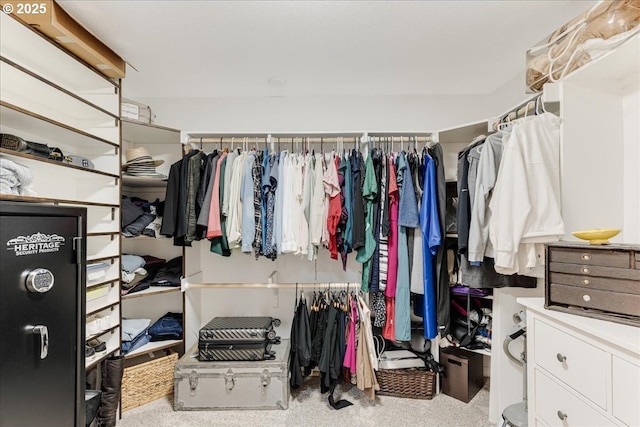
[58,1,597,99]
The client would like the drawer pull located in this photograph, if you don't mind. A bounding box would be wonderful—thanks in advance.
[581,253,591,261]
[583,294,591,302]
[581,267,590,274]
[556,353,567,363]
[557,411,568,421]
[582,279,590,285]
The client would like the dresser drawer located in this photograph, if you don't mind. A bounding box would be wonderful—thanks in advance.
[612,356,640,426]
[549,284,640,317]
[548,262,640,281]
[549,272,639,295]
[534,369,611,427]
[549,248,631,268]
[533,319,607,408]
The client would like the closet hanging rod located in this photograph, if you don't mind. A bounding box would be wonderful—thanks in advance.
[187,137,267,145]
[369,135,433,144]
[186,136,360,145]
[490,95,542,130]
[186,282,361,289]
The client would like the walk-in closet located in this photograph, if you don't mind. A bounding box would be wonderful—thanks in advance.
[1,1,639,426]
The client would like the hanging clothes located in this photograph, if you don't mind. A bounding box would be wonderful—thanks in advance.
[351,152,365,252]
[395,152,419,342]
[263,154,278,260]
[356,295,379,399]
[428,143,450,336]
[343,296,358,383]
[489,113,564,275]
[205,153,226,239]
[324,152,341,260]
[356,152,378,292]
[369,148,383,292]
[195,151,218,239]
[318,301,353,410]
[419,152,441,339]
[226,152,246,248]
[337,155,349,269]
[456,136,485,256]
[303,154,316,261]
[210,155,232,257]
[274,151,286,254]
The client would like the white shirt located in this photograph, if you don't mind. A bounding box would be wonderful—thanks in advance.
[489,113,564,275]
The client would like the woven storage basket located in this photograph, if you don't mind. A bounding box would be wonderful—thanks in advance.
[376,368,435,400]
[121,351,178,412]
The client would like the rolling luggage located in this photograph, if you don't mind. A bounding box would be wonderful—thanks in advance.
[198,341,275,361]
[198,316,281,344]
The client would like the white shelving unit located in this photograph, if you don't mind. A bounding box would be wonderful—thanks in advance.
[120,120,184,361]
[0,12,122,369]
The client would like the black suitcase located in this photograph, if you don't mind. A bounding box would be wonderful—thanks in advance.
[198,341,276,361]
[199,316,281,344]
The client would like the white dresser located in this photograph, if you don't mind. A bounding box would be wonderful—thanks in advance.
[518,298,640,427]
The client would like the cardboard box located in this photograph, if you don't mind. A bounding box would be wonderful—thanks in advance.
[1,0,125,78]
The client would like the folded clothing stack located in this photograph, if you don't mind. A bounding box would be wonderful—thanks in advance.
[121,255,182,296]
[122,195,164,238]
[0,158,36,196]
[148,312,183,342]
[121,318,151,355]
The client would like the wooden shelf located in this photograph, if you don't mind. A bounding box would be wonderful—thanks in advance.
[0,59,119,144]
[87,301,119,317]
[0,148,119,179]
[121,119,180,144]
[0,101,118,148]
[122,175,168,188]
[0,194,119,208]
[0,13,118,95]
[124,339,182,360]
[87,254,120,263]
[86,348,119,370]
[86,325,120,342]
[122,286,181,300]
[87,278,119,290]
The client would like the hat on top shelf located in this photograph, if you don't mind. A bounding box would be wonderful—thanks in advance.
[122,147,166,178]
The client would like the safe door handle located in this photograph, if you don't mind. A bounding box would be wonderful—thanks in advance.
[32,325,49,359]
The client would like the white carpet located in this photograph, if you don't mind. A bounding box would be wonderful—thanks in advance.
[118,377,492,427]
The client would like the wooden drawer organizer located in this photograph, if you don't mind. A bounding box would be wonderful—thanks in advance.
[546,242,640,326]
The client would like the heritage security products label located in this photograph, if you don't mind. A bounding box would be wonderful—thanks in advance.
[6,232,66,256]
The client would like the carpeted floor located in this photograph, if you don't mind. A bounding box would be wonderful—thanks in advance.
[117,377,491,427]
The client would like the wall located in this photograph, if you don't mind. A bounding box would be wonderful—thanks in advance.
[138,76,529,135]
[623,79,640,243]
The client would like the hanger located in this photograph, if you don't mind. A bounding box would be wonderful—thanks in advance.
[535,95,547,115]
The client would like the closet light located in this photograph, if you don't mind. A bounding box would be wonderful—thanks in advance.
[267,77,287,87]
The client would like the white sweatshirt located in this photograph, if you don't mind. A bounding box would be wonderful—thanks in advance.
[489,113,564,275]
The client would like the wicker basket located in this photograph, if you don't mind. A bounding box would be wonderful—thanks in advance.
[376,368,435,400]
[121,351,178,412]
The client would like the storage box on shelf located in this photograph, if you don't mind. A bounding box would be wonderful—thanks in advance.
[0,12,122,369]
[1,0,126,79]
[546,242,640,326]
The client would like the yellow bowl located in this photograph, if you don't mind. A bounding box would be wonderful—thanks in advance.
[571,228,621,245]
